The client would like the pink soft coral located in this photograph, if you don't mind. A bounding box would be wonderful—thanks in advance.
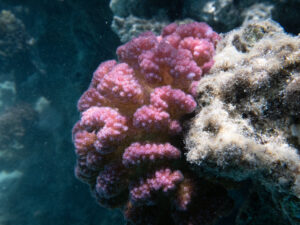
[72,22,231,225]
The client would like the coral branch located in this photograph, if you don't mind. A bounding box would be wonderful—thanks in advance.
[123,142,181,166]
[130,168,183,203]
[80,106,128,151]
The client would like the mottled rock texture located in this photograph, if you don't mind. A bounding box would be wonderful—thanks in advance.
[185,20,300,225]
[0,10,29,59]
[109,0,300,42]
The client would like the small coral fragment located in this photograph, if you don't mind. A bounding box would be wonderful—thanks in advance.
[175,178,194,211]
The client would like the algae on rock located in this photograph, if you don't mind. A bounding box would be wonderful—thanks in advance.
[185,20,300,225]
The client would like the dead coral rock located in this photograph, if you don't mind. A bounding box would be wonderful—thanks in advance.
[185,20,300,225]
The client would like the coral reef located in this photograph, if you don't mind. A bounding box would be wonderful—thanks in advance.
[0,104,37,184]
[2,0,299,224]
[0,10,29,59]
[109,0,300,42]
[185,20,300,224]
[72,22,233,224]
[0,104,36,153]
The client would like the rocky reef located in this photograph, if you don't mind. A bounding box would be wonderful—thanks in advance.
[185,20,300,225]
[0,9,30,61]
[110,0,300,43]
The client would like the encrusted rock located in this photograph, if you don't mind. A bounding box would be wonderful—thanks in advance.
[185,20,300,225]
[109,0,300,42]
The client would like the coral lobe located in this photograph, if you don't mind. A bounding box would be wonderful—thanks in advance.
[72,22,229,225]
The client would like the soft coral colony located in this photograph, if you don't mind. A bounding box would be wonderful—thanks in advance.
[72,22,232,225]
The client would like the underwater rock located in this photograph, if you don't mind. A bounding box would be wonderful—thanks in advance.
[185,19,300,225]
[109,0,300,42]
[183,0,274,31]
[111,15,195,43]
[235,184,293,225]
[0,104,36,153]
[112,15,169,43]
[0,10,30,59]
